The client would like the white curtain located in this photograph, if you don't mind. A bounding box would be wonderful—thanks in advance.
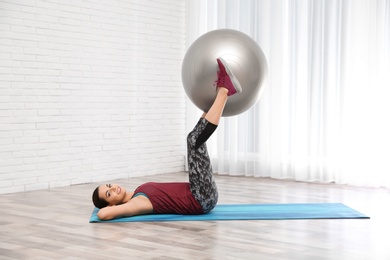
[185,0,390,188]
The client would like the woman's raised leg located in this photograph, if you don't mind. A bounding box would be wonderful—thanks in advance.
[187,58,242,213]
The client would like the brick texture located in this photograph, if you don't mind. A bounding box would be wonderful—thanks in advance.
[0,0,187,194]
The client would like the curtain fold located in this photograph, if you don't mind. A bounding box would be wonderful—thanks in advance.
[185,0,390,188]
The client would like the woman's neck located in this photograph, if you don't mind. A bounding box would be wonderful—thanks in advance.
[123,190,134,203]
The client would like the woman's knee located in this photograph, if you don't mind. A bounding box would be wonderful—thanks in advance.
[187,131,196,149]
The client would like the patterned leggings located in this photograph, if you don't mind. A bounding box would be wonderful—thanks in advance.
[187,118,218,213]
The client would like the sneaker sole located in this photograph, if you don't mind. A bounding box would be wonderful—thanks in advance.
[218,58,242,94]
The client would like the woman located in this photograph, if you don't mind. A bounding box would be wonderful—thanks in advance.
[92,57,242,220]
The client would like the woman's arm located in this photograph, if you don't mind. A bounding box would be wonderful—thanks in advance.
[97,196,153,220]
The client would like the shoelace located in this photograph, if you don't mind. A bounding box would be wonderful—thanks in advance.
[215,70,227,87]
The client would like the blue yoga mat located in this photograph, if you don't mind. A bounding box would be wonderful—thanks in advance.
[89,203,369,223]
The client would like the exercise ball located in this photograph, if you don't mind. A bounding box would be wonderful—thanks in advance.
[181,29,268,117]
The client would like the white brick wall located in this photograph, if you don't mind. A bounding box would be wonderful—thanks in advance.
[0,0,187,194]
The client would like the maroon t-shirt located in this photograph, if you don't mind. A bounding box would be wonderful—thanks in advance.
[132,182,204,215]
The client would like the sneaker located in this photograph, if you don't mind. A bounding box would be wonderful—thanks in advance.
[215,57,242,96]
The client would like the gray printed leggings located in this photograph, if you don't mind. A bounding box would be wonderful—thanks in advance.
[187,118,218,213]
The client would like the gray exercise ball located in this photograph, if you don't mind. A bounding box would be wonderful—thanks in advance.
[181,29,268,117]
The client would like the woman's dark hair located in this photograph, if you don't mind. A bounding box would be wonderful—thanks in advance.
[92,186,109,209]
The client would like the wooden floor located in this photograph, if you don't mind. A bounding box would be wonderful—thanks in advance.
[1,172,390,260]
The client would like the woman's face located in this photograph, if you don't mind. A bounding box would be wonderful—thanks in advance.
[98,183,126,206]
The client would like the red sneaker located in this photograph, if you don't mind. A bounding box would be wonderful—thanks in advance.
[215,58,242,96]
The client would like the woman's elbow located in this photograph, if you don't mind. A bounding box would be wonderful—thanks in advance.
[97,209,112,220]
